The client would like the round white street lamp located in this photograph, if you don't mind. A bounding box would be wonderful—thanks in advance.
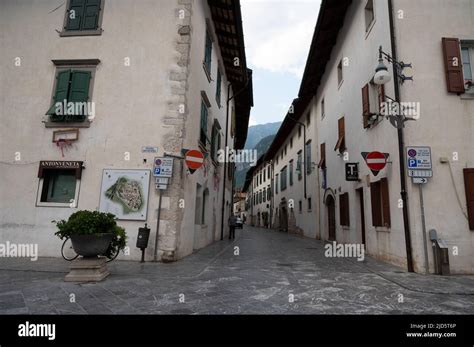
[374,57,391,85]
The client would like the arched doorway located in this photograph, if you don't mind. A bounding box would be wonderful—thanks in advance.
[279,206,288,232]
[326,195,336,241]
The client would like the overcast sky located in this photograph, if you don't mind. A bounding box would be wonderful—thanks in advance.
[241,0,321,125]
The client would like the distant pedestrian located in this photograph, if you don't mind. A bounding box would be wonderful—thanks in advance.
[228,214,237,239]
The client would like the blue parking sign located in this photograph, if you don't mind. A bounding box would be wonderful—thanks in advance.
[154,167,161,175]
[408,159,417,168]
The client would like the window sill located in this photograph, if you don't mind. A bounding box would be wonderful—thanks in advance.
[59,29,103,37]
[36,202,75,208]
[367,113,383,128]
[341,225,350,230]
[460,91,474,99]
[203,63,212,83]
[375,226,390,232]
[44,120,91,128]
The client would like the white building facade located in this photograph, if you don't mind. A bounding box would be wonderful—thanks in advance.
[243,157,272,228]
[0,0,252,261]
[265,0,473,274]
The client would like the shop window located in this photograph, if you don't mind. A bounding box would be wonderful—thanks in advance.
[36,161,82,207]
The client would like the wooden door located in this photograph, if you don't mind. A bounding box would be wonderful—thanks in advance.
[327,195,336,241]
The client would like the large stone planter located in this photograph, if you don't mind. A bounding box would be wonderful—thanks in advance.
[65,257,110,282]
[70,233,113,258]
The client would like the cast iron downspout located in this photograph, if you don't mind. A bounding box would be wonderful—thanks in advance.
[220,73,250,240]
[388,0,414,272]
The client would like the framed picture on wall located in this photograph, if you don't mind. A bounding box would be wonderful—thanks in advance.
[99,169,150,221]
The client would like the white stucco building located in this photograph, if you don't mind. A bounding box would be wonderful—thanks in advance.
[264,0,473,274]
[243,156,272,228]
[0,0,253,262]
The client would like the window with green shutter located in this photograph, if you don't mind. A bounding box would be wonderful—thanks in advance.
[216,69,222,106]
[305,140,312,175]
[200,101,208,146]
[289,160,294,186]
[65,0,102,32]
[297,150,303,181]
[204,30,212,76]
[47,70,71,120]
[280,166,287,191]
[211,121,221,163]
[46,69,91,122]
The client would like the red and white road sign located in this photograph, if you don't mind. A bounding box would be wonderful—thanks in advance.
[185,149,204,170]
[361,151,389,176]
[366,151,387,171]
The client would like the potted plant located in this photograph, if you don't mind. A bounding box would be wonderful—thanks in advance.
[53,210,127,259]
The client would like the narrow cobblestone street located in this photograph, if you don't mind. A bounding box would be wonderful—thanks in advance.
[0,226,473,315]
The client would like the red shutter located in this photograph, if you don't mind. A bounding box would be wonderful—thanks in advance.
[339,194,345,226]
[380,178,391,227]
[370,182,382,226]
[340,117,345,151]
[362,84,370,128]
[339,193,350,226]
[442,38,465,94]
[463,169,474,230]
[318,143,326,169]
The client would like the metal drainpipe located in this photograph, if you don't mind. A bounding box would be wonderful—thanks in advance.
[388,0,414,272]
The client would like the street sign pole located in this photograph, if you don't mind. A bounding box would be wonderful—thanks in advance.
[407,146,432,274]
[419,184,429,274]
[153,189,163,262]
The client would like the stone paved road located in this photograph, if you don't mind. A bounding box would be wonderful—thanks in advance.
[0,226,473,314]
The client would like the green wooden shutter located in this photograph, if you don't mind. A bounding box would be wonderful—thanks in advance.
[216,69,222,105]
[47,69,71,118]
[204,31,212,73]
[69,71,91,102]
[200,102,208,145]
[66,0,86,31]
[83,0,101,30]
[68,70,91,120]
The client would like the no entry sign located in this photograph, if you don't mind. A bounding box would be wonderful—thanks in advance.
[361,151,390,176]
[185,149,204,172]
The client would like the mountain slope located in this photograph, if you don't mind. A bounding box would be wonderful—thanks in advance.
[243,121,282,149]
[234,122,281,189]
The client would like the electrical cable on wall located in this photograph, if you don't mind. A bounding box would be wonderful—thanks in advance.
[447,161,469,220]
